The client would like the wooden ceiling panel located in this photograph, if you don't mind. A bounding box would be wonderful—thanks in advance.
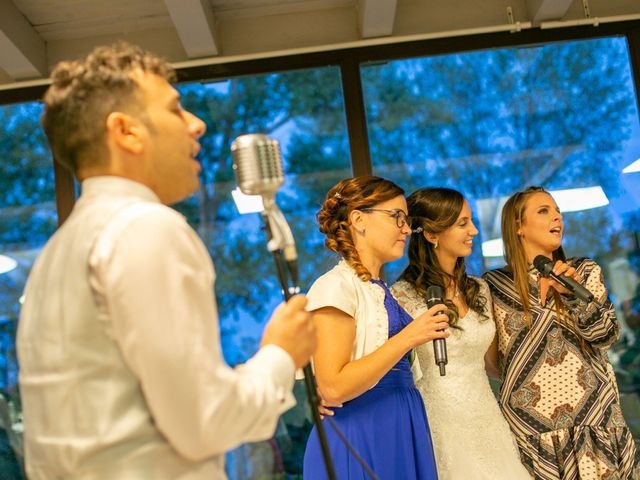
[0,0,639,90]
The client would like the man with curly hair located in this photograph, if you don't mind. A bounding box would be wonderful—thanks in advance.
[17,42,316,479]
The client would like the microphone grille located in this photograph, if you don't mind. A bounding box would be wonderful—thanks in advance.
[533,255,552,274]
[426,285,443,309]
[231,134,284,196]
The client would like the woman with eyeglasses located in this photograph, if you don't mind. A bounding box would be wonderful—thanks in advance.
[390,187,531,480]
[482,186,639,479]
[302,176,445,479]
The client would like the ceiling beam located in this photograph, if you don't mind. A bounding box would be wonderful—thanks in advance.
[358,0,398,38]
[0,0,47,80]
[526,0,574,25]
[163,0,219,58]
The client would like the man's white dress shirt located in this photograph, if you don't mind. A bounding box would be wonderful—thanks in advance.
[17,176,295,479]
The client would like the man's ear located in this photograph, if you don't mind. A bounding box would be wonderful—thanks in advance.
[106,112,146,155]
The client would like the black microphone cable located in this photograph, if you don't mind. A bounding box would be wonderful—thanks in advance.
[262,217,379,480]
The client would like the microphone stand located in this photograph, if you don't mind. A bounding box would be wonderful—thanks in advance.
[261,211,337,480]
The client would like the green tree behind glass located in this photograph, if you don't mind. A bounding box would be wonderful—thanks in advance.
[362,37,637,278]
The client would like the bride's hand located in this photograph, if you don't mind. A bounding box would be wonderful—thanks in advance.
[404,304,450,347]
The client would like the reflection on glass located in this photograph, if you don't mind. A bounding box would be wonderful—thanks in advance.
[623,158,640,173]
[0,255,18,275]
[363,37,640,441]
[176,66,351,477]
[0,101,56,477]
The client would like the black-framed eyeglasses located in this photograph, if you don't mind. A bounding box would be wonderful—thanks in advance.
[359,208,412,229]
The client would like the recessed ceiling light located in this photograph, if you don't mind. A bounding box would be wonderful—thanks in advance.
[481,238,504,258]
[549,186,609,213]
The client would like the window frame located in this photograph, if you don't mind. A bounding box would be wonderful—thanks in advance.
[0,20,639,228]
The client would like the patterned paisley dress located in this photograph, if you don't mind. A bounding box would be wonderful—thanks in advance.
[483,258,639,479]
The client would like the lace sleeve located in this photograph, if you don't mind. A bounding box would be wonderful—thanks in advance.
[390,280,428,319]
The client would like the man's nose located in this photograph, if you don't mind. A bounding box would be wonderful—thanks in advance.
[186,111,206,139]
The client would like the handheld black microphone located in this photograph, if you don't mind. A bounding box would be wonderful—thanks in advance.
[426,286,448,376]
[533,255,594,303]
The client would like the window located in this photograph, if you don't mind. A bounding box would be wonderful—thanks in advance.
[176,66,351,477]
[363,36,640,439]
[0,101,56,476]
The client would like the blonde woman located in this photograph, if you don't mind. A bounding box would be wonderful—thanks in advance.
[483,186,639,479]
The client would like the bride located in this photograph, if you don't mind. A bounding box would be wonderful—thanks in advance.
[391,187,531,480]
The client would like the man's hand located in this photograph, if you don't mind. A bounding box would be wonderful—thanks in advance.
[261,295,317,369]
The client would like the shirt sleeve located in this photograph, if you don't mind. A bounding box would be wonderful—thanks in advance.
[564,259,620,349]
[88,204,295,461]
[482,271,511,374]
[306,268,357,316]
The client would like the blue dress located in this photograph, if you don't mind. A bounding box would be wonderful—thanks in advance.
[303,280,438,479]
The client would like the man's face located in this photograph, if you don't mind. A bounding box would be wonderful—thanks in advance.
[136,72,206,205]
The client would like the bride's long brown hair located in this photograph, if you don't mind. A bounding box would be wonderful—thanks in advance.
[398,187,488,328]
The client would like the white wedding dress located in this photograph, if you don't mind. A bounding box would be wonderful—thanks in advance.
[391,278,531,480]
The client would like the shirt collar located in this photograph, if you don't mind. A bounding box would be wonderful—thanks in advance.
[527,263,542,282]
[80,176,161,204]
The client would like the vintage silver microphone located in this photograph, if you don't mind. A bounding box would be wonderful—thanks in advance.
[231,134,298,282]
[231,133,336,480]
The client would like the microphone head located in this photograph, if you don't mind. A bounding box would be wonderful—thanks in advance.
[426,285,444,309]
[231,134,284,196]
[533,255,553,275]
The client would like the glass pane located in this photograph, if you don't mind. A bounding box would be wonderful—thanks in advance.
[362,37,640,441]
[0,101,56,477]
[176,66,351,478]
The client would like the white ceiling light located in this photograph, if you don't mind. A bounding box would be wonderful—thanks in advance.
[231,187,264,214]
[622,158,640,174]
[481,238,504,258]
[479,185,609,258]
[549,186,609,212]
[0,254,17,275]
